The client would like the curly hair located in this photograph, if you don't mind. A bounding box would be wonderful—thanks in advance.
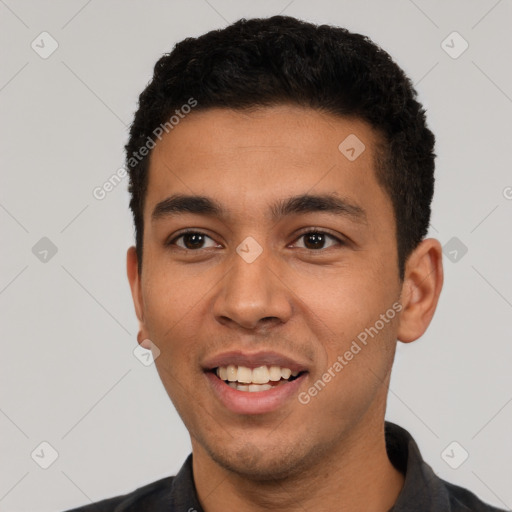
[125,15,435,280]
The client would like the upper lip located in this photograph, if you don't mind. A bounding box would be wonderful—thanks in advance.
[202,350,309,373]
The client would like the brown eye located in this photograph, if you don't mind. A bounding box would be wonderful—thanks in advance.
[168,231,218,250]
[293,231,342,250]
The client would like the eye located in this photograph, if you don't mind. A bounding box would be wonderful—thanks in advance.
[166,229,344,252]
[167,230,219,250]
[291,230,344,250]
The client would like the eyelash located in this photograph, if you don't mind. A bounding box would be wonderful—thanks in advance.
[166,228,345,252]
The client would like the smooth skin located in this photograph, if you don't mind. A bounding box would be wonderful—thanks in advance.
[127,104,443,512]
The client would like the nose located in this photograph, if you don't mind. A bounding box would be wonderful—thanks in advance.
[212,249,293,331]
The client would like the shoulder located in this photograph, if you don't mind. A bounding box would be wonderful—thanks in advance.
[444,479,507,512]
[385,422,506,512]
[62,475,175,511]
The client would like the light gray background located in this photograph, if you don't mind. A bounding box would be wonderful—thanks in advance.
[1,1,511,510]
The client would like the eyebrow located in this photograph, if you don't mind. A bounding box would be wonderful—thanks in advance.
[151,193,367,225]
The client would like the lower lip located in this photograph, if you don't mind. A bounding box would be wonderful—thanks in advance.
[205,371,307,415]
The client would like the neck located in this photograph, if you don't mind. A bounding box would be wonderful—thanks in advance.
[192,415,404,512]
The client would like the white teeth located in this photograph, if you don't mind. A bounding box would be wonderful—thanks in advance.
[236,366,253,383]
[249,384,272,392]
[227,364,237,382]
[252,366,270,384]
[226,382,272,392]
[215,364,302,390]
[281,368,292,379]
[269,365,282,381]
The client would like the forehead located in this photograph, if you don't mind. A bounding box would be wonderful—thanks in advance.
[145,105,393,229]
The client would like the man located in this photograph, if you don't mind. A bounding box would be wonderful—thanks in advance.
[65,15,505,512]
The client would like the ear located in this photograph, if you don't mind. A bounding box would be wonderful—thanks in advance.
[127,246,151,349]
[397,238,444,343]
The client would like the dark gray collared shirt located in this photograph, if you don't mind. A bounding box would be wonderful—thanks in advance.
[64,422,505,511]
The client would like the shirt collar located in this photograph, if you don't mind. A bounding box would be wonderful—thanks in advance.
[385,422,452,511]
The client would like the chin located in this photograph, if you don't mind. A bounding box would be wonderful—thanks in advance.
[204,436,324,482]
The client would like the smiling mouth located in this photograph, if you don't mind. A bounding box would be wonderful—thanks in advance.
[209,364,307,392]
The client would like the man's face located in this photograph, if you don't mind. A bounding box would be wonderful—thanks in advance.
[128,105,404,478]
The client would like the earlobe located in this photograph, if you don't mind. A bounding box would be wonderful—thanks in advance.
[127,246,150,344]
[137,331,152,350]
[396,238,444,344]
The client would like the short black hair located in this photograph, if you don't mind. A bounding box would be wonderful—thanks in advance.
[126,15,435,280]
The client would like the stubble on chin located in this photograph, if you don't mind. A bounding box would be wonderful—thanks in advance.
[198,432,333,483]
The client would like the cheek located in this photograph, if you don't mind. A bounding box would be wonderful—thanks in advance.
[290,265,387,337]
[142,260,208,326]
[140,275,203,376]
[302,310,398,429]
[292,265,399,381]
